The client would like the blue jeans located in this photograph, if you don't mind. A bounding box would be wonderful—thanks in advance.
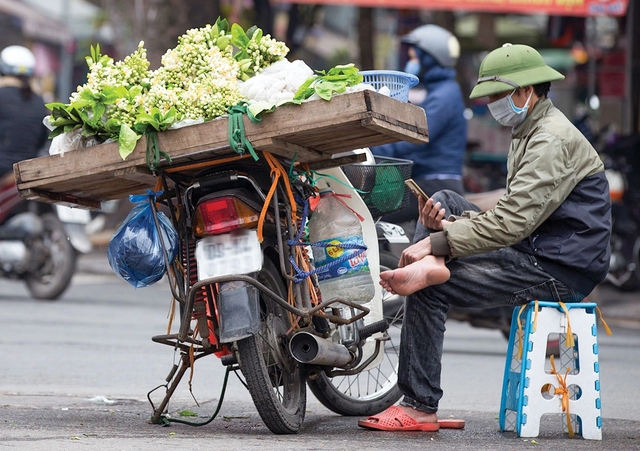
[398,190,585,414]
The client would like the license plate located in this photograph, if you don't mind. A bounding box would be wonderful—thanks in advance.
[195,229,262,280]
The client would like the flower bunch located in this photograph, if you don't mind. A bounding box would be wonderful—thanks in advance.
[233,26,290,80]
[145,25,244,121]
[46,18,289,160]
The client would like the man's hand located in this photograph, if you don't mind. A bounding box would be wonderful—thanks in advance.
[418,197,449,230]
[399,237,433,268]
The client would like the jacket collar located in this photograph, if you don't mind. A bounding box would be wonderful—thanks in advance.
[512,97,554,138]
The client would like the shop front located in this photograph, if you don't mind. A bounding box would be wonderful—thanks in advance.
[274,0,635,138]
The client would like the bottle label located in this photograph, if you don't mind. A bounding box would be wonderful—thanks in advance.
[314,235,370,281]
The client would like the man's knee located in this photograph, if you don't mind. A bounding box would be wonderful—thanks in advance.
[430,189,466,215]
[431,189,462,204]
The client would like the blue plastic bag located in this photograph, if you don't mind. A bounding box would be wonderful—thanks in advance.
[107,191,178,288]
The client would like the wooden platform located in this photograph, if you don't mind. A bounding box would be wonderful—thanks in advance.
[15,90,428,209]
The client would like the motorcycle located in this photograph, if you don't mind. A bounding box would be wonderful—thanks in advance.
[0,175,91,300]
[601,133,640,291]
[146,152,405,434]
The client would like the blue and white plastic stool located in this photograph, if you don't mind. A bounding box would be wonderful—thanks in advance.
[499,301,609,440]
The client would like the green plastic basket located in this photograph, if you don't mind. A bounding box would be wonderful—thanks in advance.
[342,156,413,218]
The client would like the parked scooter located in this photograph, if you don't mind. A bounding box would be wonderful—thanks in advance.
[0,176,91,300]
[600,133,640,291]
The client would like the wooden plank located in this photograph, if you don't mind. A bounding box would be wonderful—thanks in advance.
[15,90,428,207]
[19,189,102,209]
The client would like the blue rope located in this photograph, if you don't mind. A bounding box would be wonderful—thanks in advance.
[287,197,367,283]
[288,241,367,284]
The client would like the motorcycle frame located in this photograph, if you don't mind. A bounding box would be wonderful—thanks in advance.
[145,155,381,422]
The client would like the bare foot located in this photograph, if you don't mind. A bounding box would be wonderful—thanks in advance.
[396,404,439,423]
[379,255,450,296]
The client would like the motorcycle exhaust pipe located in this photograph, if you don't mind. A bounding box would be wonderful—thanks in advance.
[289,332,353,367]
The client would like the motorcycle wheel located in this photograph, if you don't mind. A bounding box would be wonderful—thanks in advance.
[25,213,77,300]
[619,235,640,291]
[306,250,403,416]
[236,257,306,434]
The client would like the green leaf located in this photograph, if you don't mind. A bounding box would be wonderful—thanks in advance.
[246,25,259,40]
[129,85,143,99]
[215,17,229,35]
[158,107,177,129]
[231,23,250,47]
[73,97,93,108]
[216,35,231,51]
[104,118,121,135]
[81,122,98,137]
[178,410,198,417]
[101,85,127,104]
[292,76,317,101]
[118,124,141,160]
[315,80,347,101]
[79,88,96,101]
[91,103,106,125]
[48,127,65,139]
[247,101,276,121]
[46,102,68,112]
[50,107,71,120]
[52,118,79,127]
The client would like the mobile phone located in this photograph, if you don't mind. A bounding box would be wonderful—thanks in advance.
[404,179,429,201]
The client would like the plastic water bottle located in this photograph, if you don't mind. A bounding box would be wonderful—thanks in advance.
[308,190,375,305]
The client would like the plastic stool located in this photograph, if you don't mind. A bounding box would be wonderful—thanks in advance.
[499,301,604,440]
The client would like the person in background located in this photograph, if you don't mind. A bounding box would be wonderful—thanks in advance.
[371,24,467,230]
[360,43,611,432]
[0,45,49,181]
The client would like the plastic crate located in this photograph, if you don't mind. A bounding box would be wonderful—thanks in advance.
[342,156,413,218]
[360,70,419,103]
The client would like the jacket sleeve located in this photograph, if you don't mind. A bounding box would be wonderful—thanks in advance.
[421,86,454,143]
[442,132,579,258]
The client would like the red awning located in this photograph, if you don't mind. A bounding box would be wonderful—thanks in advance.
[272,0,628,17]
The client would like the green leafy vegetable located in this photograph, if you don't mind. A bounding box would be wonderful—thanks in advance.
[293,64,363,102]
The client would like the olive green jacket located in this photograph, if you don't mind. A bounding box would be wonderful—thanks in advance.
[430,98,610,292]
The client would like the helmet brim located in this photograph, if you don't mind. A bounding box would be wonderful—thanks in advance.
[400,32,418,45]
[469,65,565,99]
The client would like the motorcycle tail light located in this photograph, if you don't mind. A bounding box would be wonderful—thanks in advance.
[605,169,625,203]
[193,196,259,237]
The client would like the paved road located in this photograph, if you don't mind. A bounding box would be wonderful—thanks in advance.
[1,253,639,450]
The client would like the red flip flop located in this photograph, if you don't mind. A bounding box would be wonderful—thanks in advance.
[438,418,466,429]
[357,406,440,432]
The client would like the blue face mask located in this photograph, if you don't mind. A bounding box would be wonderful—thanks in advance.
[488,89,533,128]
[404,60,421,77]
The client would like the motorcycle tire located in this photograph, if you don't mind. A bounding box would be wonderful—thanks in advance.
[236,257,306,434]
[306,250,403,416]
[25,213,77,300]
[619,235,640,291]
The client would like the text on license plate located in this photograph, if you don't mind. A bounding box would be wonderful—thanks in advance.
[195,229,262,280]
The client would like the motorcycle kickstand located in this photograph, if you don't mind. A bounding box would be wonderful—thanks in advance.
[149,353,191,424]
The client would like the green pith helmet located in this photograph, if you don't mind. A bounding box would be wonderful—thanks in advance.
[469,43,565,99]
